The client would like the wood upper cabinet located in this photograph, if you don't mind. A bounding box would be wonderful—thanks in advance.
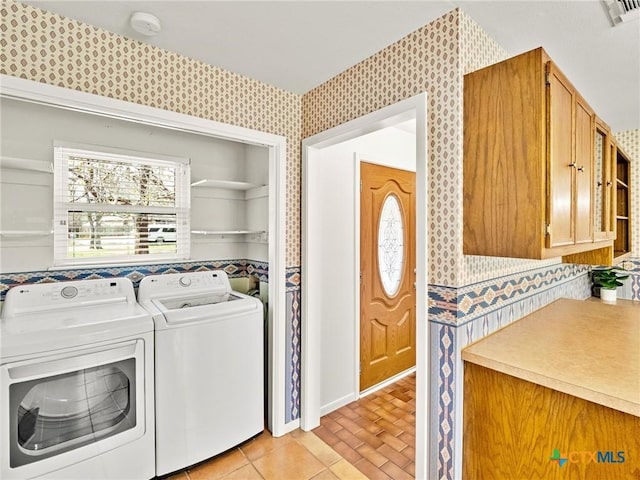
[547,62,574,248]
[463,47,613,264]
[593,118,616,242]
[573,93,595,245]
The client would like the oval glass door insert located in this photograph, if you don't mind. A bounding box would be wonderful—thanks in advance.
[378,194,404,296]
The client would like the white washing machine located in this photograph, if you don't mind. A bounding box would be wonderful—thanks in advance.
[137,270,263,477]
[0,278,155,480]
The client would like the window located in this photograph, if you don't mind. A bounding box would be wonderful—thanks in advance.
[53,144,190,267]
[378,194,404,296]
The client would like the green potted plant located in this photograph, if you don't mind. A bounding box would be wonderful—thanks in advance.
[590,266,630,303]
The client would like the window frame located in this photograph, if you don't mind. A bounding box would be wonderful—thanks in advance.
[52,142,190,267]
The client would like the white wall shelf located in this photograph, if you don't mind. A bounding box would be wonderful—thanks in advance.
[0,156,53,173]
[190,179,264,190]
[0,230,53,237]
[191,229,266,235]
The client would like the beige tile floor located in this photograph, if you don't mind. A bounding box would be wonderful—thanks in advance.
[166,429,369,480]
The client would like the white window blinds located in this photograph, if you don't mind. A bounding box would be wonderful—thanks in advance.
[53,144,190,267]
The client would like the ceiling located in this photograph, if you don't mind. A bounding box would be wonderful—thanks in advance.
[22,1,640,132]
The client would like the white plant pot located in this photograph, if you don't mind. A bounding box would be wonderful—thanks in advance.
[600,288,617,303]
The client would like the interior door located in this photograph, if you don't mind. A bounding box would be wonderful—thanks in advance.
[360,161,415,391]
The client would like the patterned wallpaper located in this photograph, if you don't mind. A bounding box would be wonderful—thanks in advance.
[0,0,302,267]
[614,129,639,256]
[303,10,465,286]
[460,11,507,74]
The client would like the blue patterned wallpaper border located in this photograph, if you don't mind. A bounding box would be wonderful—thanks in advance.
[286,266,301,292]
[616,258,640,301]
[428,263,591,326]
[626,274,640,301]
[436,323,455,480]
[0,259,269,300]
[285,289,302,423]
[284,266,302,422]
[618,258,640,272]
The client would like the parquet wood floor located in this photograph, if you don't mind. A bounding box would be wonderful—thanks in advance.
[312,373,416,479]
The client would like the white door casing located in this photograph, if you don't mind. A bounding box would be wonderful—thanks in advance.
[302,93,430,479]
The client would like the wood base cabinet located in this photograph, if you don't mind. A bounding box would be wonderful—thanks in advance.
[464,47,613,264]
[463,363,640,480]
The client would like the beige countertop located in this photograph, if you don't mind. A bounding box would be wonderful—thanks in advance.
[462,298,640,417]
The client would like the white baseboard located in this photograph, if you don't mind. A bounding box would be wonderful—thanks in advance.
[320,392,358,417]
[318,367,417,417]
[359,367,416,398]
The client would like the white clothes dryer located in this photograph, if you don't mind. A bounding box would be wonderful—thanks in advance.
[137,270,263,477]
[0,278,155,480]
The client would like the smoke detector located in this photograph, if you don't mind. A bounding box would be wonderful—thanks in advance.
[130,12,162,36]
[605,0,640,25]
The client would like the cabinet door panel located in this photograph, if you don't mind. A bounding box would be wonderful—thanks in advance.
[574,97,593,243]
[592,119,614,241]
[547,64,574,247]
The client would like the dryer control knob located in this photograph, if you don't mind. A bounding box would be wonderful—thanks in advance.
[61,286,78,299]
[179,276,191,287]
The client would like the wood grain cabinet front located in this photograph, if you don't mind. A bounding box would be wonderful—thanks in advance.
[463,363,640,480]
[614,144,633,261]
[463,47,614,264]
[592,118,616,243]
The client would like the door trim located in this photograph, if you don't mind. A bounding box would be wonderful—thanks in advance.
[301,93,429,479]
[0,74,288,437]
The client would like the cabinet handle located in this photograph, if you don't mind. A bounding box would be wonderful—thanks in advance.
[606,181,612,187]
[597,181,602,187]
[577,166,585,172]
[569,162,577,168]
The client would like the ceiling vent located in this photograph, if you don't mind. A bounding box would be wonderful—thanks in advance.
[605,0,640,24]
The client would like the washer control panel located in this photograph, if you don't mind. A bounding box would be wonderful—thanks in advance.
[137,270,231,302]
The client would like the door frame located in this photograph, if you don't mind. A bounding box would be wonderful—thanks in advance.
[301,93,429,479]
[0,74,289,436]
